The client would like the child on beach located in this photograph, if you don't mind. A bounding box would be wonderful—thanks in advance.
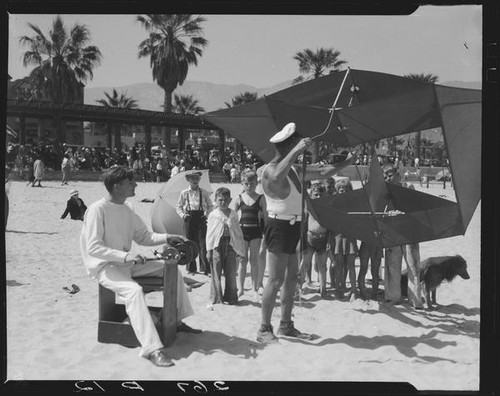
[206,187,245,308]
[300,183,330,297]
[233,169,267,301]
[357,241,383,300]
[322,177,337,287]
[331,178,359,300]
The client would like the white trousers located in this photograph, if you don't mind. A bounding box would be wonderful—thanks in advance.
[96,261,194,357]
[384,244,422,307]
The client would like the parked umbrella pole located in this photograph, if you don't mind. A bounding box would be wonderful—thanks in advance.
[297,153,308,306]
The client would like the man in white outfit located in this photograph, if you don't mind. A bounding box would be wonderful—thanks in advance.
[80,166,201,367]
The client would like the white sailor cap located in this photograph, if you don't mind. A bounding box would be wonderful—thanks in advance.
[269,122,296,143]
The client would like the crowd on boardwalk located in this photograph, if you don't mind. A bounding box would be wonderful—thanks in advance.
[5,141,267,185]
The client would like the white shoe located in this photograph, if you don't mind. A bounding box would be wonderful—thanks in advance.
[206,303,214,311]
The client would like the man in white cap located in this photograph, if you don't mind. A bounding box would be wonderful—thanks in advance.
[61,189,87,221]
[257,122,356,344]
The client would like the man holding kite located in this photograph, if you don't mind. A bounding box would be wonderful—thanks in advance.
[257,122,356,344]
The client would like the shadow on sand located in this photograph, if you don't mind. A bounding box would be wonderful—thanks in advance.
[354,303,479,339]
[282,330,458,363]
[6,229,59,235]
[168,330,265,360]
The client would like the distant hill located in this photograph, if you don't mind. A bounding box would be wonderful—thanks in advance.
[440,81,481,90]
[84,79,481,113]
[84,80,293,112]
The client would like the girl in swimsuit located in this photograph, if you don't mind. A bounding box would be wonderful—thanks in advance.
[234,169,267,301]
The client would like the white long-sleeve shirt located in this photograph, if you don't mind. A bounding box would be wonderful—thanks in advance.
[80,198,168,279]
[205,207,245,257]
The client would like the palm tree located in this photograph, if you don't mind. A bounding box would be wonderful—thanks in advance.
[224,91,259,108]
[19,15,102,104]
[173,93,205,115]
[172,94,205,150]
[137,14,208,151]
[96,89,138,150]
[224,92,259,158]
[293,47,347,162]
[403,73,439,161]
[293,47,347,85]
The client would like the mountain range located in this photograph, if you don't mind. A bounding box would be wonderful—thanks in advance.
[84,79,481,113]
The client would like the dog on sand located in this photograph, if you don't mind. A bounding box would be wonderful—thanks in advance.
[401,255,470,309]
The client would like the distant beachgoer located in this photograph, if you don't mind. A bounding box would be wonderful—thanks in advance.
[61,189,87,221]
[61,154,71,185]
[171,161,180,177]
[32,156,45,187]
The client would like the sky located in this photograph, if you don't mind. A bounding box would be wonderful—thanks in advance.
[7,6,482,90]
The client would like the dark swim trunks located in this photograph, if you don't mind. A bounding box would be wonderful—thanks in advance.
[307,231,328,252]
[264,218,301,254]
[241,224,263,242]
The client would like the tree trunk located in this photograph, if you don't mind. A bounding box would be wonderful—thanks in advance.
[218,130,225,158]
[145,122,152,158]
[415,131,421,159]
[163,90,173,152]
[114,124,122,151]
[107,123,113,150]
[178,127,186,151]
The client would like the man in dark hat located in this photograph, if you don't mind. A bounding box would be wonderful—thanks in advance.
[176,171,214,275]
[61,189,87,221]
[257,122,356,344]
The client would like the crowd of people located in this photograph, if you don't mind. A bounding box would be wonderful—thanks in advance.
[4,126,432,367]
[75,121,427,367]
[5,140,268,185]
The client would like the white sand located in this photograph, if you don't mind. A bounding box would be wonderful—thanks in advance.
[5,179,480,389]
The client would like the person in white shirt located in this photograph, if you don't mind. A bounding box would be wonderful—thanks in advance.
[170,161,180,177]
[176,171,214,275]
[80,166,201,368]
[61,154,71,185]
[206,187,245,308]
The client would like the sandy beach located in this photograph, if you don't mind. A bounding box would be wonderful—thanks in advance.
[5,178,480,390]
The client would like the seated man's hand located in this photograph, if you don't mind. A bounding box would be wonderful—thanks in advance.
[125,252,147,265]
[167,235,186,245]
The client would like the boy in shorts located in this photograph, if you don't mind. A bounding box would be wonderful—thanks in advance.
[300,183,330,298]
[206,187,245,308]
